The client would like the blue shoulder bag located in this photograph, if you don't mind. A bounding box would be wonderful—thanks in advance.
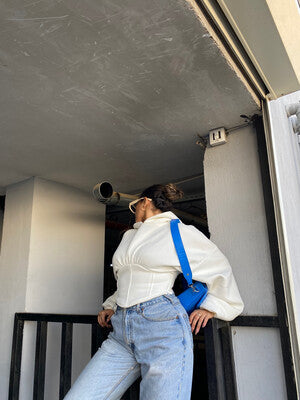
[170,219,208,315]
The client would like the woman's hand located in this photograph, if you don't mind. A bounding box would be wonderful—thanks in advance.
[189,308,215,334]
[98,309,115,328]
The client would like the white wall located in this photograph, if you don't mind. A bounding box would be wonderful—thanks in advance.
[0,177,106,400]
[0,178,34,399]
[27,177,105,314]
[204,125,277,316]
[204,125,286,399]
[232,326,286,400]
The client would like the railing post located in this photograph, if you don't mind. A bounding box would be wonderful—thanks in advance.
[33,321,48,400]
[204,318,227,400]
[9,314,24,400]
[219,323,238,400]
[59,322,73,399]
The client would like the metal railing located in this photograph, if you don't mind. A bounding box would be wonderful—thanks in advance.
[9,313,139,400]
[9,312,286,400]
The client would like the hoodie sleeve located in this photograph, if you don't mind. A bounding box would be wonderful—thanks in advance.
[102,289,118,312]
[177,224,244,321]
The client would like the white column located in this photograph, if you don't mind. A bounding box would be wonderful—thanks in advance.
[204,125,286,400]
[0,177,106,400]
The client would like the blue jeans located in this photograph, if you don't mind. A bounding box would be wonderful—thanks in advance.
[64,293,194,400]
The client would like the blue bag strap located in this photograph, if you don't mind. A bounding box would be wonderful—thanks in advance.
[170,219,193,286]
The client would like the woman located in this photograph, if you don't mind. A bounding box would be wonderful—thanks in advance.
[64,183,244,400]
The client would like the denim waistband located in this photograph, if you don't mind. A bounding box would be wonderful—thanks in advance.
[116,293,179,311]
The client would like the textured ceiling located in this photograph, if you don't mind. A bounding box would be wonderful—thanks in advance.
[0,0,259,196]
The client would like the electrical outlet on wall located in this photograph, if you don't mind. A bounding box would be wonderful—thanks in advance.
[209,127,227,146]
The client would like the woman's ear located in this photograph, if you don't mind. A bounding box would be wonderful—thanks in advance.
[140,198,147,210]
[145,197,153,208]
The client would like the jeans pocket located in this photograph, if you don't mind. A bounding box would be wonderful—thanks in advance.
[141,301,179,321]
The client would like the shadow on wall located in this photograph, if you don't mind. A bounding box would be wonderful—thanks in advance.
[0,196,5,253]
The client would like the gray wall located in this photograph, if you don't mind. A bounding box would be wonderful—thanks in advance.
[204,125,286,399]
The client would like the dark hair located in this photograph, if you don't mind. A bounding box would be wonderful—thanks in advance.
[140,183,184,212]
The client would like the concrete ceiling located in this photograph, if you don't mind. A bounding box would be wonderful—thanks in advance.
[0,0,259,196]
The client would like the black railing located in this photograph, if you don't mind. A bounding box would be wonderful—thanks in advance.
[9,313,140,400]
[10,312,288,400]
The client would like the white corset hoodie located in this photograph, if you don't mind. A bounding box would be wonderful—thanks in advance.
[102,210,244,321]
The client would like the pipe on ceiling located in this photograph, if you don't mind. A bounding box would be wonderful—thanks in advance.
[93,182,207,227]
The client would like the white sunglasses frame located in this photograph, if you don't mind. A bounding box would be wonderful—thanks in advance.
[129,197,152,214]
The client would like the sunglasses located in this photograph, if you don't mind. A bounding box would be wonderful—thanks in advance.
[129,197,152,214]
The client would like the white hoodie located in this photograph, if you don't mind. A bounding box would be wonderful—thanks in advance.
[102,210,244,321]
